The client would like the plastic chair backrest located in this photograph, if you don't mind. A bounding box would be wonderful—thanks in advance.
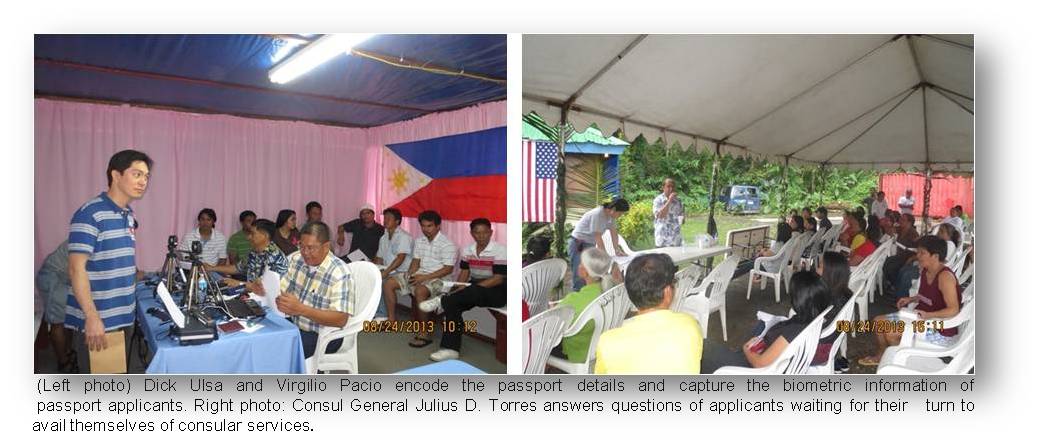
[706,254,741,306]
[522,258,567,316]
[601,230,635,257]
[522,305,574,374]
[565,284,632,365]
[343,261,382,332]
[785,233,812,270]
[770,305,833,374]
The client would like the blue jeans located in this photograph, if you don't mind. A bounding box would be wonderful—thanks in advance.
[299,330,343,358]
[569,238,594,290]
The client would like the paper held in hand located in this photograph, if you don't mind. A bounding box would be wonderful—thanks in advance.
[88,331,127,374]
[254,270,285,318]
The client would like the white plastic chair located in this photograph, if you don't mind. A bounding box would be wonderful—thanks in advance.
[673,254,740,341]
[746,234,804,303]
[546,284,632,374]
[307,261,382,374]
[715,306,833,375]
[958,262,974,286]
[895,284,975,350]
[801,227,827,270]
[806,279,867,374]
[522,305,574,374]
[522,258,567,316]
[878,319,974,374]
[601,230,636,257]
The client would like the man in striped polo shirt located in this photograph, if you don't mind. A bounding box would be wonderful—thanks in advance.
[67,149,152,369]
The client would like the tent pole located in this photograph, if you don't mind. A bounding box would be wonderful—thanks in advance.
[706,143,721,237]
[554,105,571,258]
[781,156,790,215]
[922,166,933,233]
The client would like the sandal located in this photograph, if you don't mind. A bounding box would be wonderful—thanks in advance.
[857,356,880,367]
[408,337,434,348]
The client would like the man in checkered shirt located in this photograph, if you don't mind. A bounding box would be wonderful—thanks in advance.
[276,221,353,358]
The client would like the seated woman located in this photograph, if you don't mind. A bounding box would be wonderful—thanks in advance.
[752,222,793,284]
[937,223,961,262]
[205,219,289,294]
[701,270,832,372]
[552,247,617,364]
[858,235,963,366]
[179,208,227,266]
[838,210,861,247]
[789,214,806,238]
[815,251,853,370]
[273,209,301,255]
[848,215,881,266]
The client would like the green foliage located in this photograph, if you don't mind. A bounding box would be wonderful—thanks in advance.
[567,156,617,221]
[616,199,654,247]
[618,135,878,215]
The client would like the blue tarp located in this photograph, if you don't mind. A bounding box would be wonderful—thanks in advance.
[35,34,506,127]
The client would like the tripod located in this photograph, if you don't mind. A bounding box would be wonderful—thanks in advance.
[159,235,184,294]
[182,240,220,311]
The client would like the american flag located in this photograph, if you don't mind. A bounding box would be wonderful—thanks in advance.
[524,139,558,222]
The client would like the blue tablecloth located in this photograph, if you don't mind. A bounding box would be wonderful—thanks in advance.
[396,360,486,374]
[135,283,306,374]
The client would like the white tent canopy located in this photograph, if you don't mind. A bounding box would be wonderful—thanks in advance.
[523,34,973,172]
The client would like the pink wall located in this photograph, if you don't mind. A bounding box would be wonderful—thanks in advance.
[35,99,506,272]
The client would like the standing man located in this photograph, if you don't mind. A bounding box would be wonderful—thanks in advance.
[66,149,152,371]
[652,178,684,247]
[897,189,915,215]
[871,191,889,219]
[276,222,353,358]
[226,210,256,267]
[337,203,385,261]
[305,201,323,224]
[37,241,74,372]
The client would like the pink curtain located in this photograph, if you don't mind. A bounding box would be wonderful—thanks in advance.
[35,99,507,272]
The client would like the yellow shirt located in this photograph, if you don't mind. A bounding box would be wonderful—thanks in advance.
[594,309,703,374]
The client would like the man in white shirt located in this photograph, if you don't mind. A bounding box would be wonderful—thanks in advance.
[403,210,457,348]
[871,191,889,219]
[942,205,965,231]
[375,208,413,322]
[897,189,915,215]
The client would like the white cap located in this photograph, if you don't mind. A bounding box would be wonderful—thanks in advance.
[359,203,375,214]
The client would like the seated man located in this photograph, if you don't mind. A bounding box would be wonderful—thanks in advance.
[385,210,456,348]
[226,210,256,267]
[420,218,506,361]
[594,254,703,374]
[942,205,965,232]
[338,203,385,262]
[178,208,228,266]
[374,208,413,321]
[275,222,353,358]
[205,219,289,293]
[37,241,76,372]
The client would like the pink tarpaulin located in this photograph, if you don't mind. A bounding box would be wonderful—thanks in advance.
[35,98,506,272]
[880,173,974,219]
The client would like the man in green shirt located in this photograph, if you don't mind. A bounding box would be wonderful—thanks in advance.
[557,248,616,363]
[227,210,256,267]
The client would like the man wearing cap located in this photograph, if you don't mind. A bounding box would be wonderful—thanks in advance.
[337,203,385,262]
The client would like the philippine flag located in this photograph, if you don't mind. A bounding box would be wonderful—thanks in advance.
[382,127,506,222]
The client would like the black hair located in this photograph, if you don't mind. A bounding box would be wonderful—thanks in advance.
[197,208,217,223]
[916,235,948,263]
[901,213,916,228]
[807,216,818,230]
[938,223,961,247]
[106,149,153,187]
[305,201,322,214]
[418,210,442,226]
[791,215,805,233]
[252,219,277,241]
[788,270,833,324]
[300,221,331,243]
[816,206,828,216]
[864,215,883,244]
[276,209,296,229]
[953,205,963,213]
[776,222,793,243]
[877,191,885,198]
[525,235,551,264]
[854,206,866,218]
[239,210,257,223]
[820,252,852,319]
[802,207,812,214]
[623,254,676,310]
[382,208,403,223]
[603,198,630,212]
[470,218,492,230]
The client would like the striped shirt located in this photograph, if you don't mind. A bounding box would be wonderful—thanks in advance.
[237,243,289,282]
[280,251,353,333]
[413,232,457,278]
[65,192,138,332]
[459,241,507,281]
[178,228,228,265]
[376,228,414,274]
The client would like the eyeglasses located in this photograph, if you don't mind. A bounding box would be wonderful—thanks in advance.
[300,243,327,254]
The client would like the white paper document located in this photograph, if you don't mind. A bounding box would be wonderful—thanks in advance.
[156,281,186,328]
[346,249,369,262]
[255,270,285,318]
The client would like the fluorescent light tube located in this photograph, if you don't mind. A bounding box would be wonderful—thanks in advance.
[269,34,374,84]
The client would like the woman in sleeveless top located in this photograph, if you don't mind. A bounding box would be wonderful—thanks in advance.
[858,235,963,366]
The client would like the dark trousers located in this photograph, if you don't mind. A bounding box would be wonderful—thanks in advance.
[700,340,751,373]
[439,284,506,351]
[299,329,343,358]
